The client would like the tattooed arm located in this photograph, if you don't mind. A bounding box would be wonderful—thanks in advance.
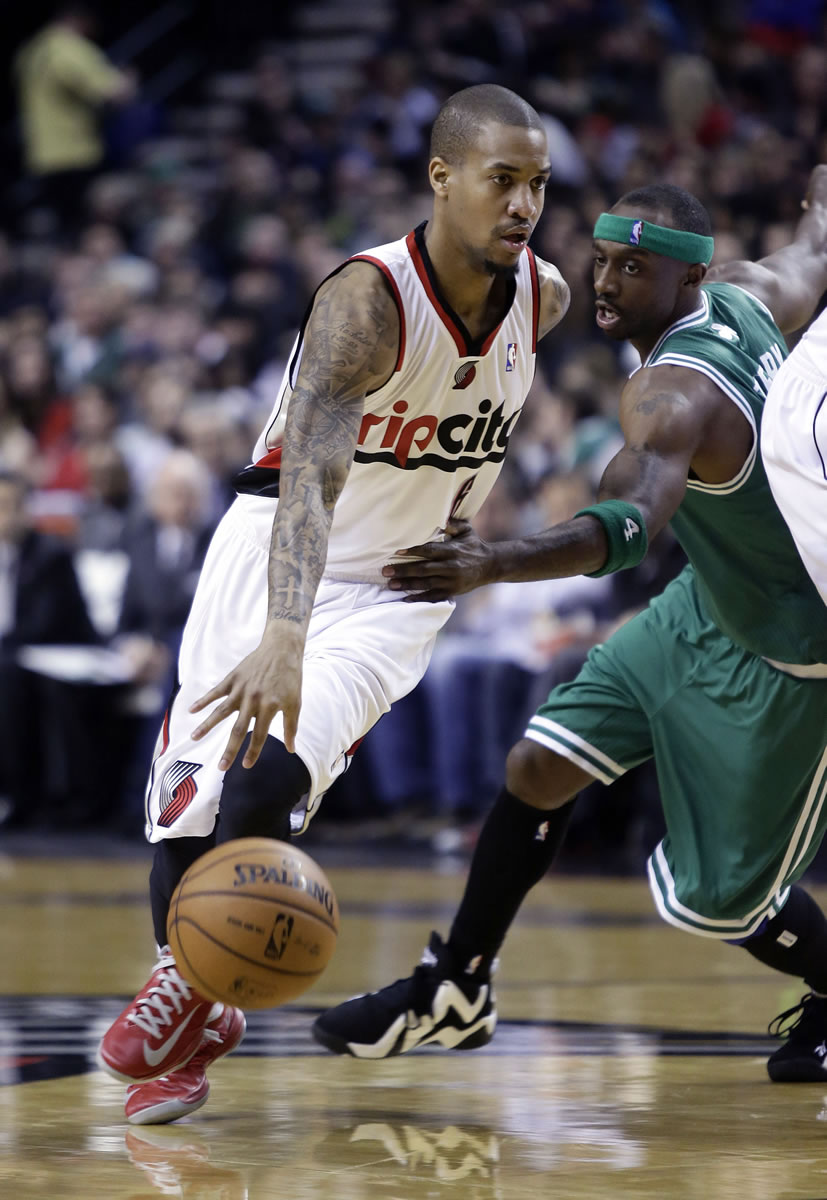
[382,364,731,600]
[190,261,400,767]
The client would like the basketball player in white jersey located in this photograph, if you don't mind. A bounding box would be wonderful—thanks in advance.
[96,84,570,1124]
[761,304,827,605]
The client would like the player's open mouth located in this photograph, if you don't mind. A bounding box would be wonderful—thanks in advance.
[596,302,621,329]
[501,230,529,251]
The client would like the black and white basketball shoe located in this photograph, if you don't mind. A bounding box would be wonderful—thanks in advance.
[312,932,497,1058]
[767,992,827,1081]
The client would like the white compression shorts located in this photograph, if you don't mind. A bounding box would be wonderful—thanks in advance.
[145,495,454,841]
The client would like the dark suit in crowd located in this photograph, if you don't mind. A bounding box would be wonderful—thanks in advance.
[0,526,100,828]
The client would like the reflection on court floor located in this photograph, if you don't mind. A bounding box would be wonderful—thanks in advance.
[1,851,827,1198]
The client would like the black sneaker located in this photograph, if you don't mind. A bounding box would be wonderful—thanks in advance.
[312,932,497,1058]
[767,992,827,1081]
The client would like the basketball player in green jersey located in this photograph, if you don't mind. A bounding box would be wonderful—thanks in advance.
[314,166,827,1082]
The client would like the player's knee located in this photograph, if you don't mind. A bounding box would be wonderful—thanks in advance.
[218,734,311,842]
[505,738,575,810]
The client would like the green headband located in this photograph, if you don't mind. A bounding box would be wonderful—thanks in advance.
[593,213,714,264]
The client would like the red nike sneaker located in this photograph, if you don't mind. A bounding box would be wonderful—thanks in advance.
[125,1005,247,1125]
[97,946,219,1083]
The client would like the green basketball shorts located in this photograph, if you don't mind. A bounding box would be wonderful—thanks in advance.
[526,569,827,938]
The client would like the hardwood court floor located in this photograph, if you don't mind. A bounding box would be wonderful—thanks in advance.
[2,841,827,1199]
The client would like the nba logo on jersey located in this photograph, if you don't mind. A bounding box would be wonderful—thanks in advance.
[629,220,643,245]
[506,342,517,372]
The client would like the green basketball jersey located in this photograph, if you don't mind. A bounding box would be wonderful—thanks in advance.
[644,281,827,664]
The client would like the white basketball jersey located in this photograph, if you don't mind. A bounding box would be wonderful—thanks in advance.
[786,306,827,380]
[243,222,541,582]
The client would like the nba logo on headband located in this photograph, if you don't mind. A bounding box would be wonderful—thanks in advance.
[629,220,643,245]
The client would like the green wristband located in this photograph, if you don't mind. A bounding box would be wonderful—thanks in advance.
[575,500,648,576]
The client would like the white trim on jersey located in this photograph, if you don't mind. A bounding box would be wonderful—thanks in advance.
[643,291,711,366]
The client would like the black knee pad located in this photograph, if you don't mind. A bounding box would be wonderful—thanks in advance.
[217,733,311,844]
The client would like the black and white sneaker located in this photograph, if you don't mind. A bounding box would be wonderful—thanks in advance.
[312,932,497,1058]
[767,992,827,1081]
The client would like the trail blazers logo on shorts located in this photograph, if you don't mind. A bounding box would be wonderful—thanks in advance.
[158,760,202,827]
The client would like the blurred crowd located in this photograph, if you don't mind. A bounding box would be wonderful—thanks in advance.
[0,0,823,857]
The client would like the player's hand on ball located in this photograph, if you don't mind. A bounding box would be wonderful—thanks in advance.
[382,518,496,603]
[189,626,304,769]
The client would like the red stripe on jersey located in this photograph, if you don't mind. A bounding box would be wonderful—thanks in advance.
[350,255,406,372]
[255,447,282,470]
[406,229,467,355]
[526,248,540,352]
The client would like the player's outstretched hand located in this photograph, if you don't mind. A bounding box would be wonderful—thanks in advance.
[189,629,303,769]
[382,518,495,603]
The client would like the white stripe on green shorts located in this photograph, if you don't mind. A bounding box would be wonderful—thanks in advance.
[525,716,627,786]
[647,846,790,938]
[648,745,827,937]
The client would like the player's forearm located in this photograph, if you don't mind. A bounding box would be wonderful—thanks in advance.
[264,379,362,637]
[485,516,609,583]
[759,171,827,327]
[264,459,348,638]
[763,205,827,286]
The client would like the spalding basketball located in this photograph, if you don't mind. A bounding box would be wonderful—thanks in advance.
[167,837,339,1010]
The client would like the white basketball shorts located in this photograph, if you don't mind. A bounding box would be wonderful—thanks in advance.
[761,350,827,605]
[145,494,454,842]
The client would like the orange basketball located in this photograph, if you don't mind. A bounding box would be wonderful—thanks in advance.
[167,837,339,1010]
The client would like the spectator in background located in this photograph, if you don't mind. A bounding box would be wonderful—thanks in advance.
[0,470,98,828]
[117,449,215,656]
[76,440,134,553]
[14,3,136,239]
[4,335,61,441]
[113,449,216,824]
[116,368,189,500]
[0,375,37,480]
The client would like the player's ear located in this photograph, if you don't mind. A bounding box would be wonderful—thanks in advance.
[684,263,707,288]
[429,158,450,198]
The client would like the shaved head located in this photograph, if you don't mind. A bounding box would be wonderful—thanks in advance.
[430,85,544,165]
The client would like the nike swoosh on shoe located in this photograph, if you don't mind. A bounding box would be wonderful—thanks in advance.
[143,1010,199,1068]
